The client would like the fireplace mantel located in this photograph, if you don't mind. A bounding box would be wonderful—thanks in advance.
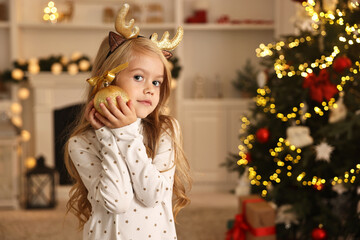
[29,73,89,167]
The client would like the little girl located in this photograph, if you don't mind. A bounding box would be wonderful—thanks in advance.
[64,4,191,240]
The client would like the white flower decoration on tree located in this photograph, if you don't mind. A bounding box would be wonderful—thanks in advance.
[286,125,313,148]
[257,70,267,88]
[293,4,314,32]
[235,167,250,196]
[276,204,299,228]
[315,142,334,162]
[329,93,347,123]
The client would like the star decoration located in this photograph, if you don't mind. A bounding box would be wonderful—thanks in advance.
[315,142,334,162]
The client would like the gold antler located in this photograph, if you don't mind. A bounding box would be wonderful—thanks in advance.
[150,26,184,51]
[115,3,140,39]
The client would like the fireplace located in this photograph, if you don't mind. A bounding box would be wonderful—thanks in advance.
[54,103,84,185]
[29,73,89,185]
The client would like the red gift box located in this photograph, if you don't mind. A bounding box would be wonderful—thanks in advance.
[226,195,276,240]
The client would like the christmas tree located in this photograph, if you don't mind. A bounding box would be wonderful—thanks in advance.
[226,0,360,239]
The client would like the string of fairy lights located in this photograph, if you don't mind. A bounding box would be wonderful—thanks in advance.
[239,117,360,197]
[239,0,360,197]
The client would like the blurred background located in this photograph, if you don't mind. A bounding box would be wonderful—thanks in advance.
[0,0,300,239]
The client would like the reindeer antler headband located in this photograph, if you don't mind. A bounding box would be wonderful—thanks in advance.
[107,3,184,59]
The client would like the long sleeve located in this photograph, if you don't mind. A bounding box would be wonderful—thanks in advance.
[68,128,134,214]
[110,119,177,207]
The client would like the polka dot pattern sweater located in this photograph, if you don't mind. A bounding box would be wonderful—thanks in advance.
[68,118,178,240]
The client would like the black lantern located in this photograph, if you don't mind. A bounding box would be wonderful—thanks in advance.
[26,156,57,209]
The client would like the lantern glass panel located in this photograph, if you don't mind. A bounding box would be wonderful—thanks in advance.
[28,174,53,207]
[26,156,56,209]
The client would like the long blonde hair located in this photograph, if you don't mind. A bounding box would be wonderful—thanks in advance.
[64,36,192,229]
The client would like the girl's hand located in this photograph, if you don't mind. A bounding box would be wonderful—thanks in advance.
[94,96,137,129]
[85,100,104,130]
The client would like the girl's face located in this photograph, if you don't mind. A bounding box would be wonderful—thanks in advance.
[114,51,165,118]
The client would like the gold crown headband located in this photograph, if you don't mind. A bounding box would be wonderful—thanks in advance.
[107,3,184,60]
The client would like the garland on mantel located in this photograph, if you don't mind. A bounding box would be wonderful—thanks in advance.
[0,53,182,85]
[0,52,92,84]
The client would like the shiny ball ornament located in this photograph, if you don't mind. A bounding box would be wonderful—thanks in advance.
[94,85,129,116]
[314,182,325,191]
[311,227,327,240]
[256,128,270,143]
[333,56,352,73]
[245,152,252,163]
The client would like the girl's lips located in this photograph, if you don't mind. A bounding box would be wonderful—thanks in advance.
[138,100,152,106]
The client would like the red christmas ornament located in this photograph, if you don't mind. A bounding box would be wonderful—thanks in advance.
[302,69,338,103]
[245,152,252,163]
[256,128,270,143]
[313,182,324,191]
[311,227,327,240]
[333,56,352,73]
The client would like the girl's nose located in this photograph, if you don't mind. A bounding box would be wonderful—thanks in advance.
[144,84,154,95]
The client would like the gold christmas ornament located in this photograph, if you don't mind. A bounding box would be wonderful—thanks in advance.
[87,62,129,116]
[94,85,129,116]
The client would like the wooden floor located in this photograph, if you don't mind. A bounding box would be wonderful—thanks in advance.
[0,192,238,240]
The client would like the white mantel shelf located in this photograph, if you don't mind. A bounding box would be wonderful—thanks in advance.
[29,72,89,167]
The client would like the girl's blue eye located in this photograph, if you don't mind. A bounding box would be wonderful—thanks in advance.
[153,81,162,87]
[134,75,143,81]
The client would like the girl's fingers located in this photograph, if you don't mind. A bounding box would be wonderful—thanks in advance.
[118,97,132,116]
[88,108,103,129]
[94,109,112,127]
[107,97,124,119]
[99,104,117,125]
[84,100,94,122]
[127,100,137,114]
[99,101,118,123]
